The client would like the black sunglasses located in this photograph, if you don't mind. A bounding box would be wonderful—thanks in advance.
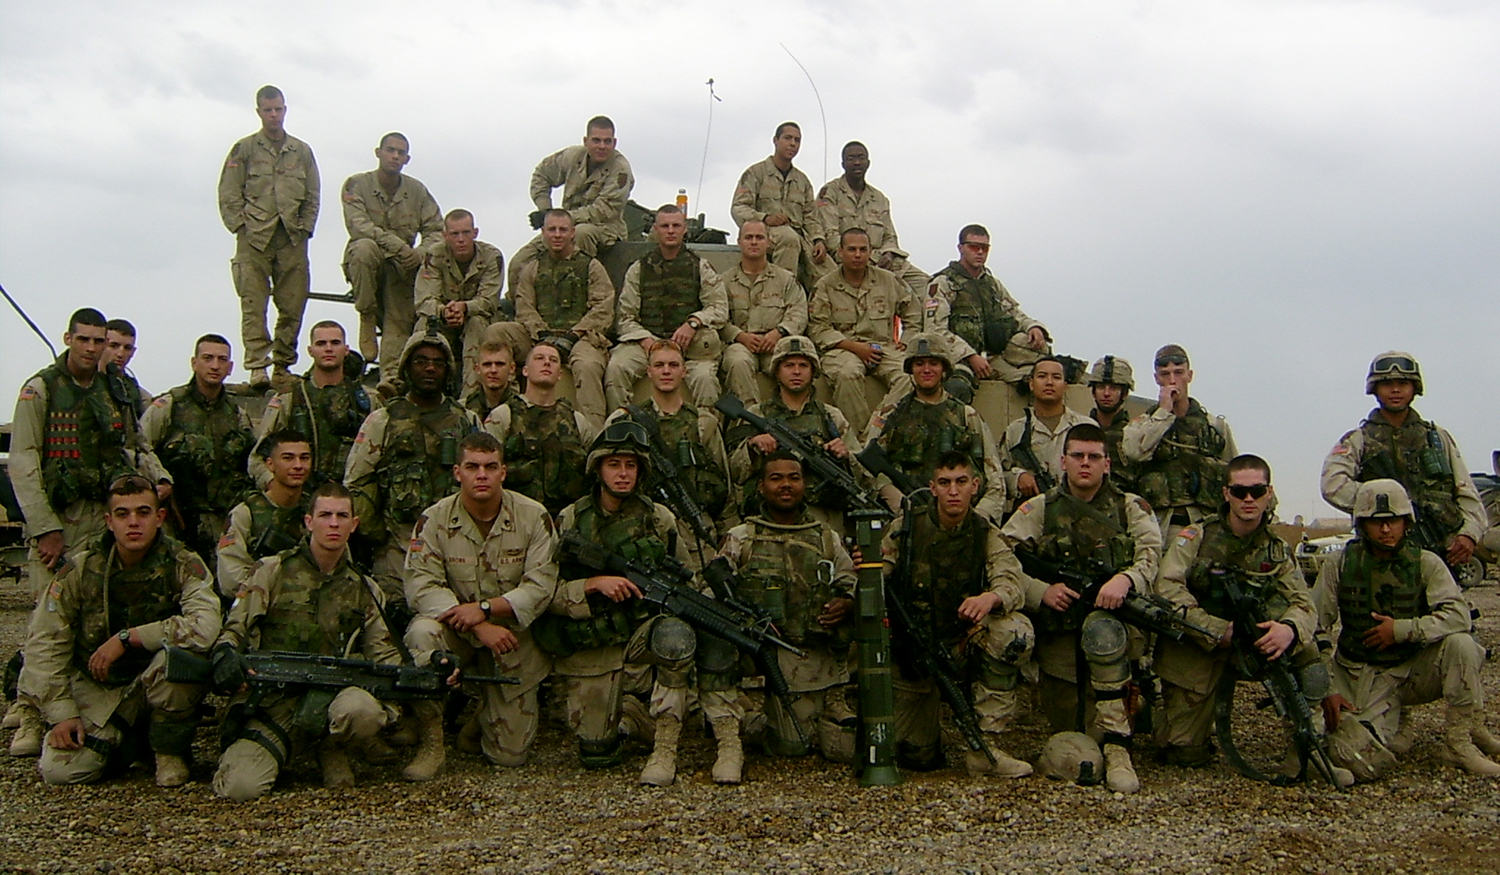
[1227,484,1269,500]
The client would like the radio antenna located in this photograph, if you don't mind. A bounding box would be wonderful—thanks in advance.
[779,43,827,181]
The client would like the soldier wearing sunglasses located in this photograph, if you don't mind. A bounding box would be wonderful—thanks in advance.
[1320,351,1486,580]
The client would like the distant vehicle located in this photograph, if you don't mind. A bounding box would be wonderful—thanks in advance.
[1296,533,1355,580]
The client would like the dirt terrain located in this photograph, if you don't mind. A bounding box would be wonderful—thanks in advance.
[3,570,1499,875]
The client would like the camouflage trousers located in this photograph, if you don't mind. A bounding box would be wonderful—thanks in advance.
[1033,611,1141,743]
[550,616,694,747]
[344,237,419,383]
[234,222,310,371]
[720,344,775,406]
[1331,634,1486,743]
[213,686,396,802]
[405,618,542,767]
[1155,635,1324,749]
[37,650,205,786]
[894,611,1034,765]
[819,350,911,439]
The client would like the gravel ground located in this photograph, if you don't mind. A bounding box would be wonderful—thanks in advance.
[3,570,1499,875]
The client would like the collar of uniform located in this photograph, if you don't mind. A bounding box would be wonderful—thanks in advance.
[445,492,516,542]
[1365,406,1425,429]
[253,132,297,154]
[183,381,231,409]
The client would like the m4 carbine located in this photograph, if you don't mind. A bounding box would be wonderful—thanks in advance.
[1014,550,1215,642]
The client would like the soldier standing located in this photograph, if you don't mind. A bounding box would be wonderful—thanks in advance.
[344,334,483,608]
[725,336,868,533]
[217,430,312,601]
[493,209,615,429]
[815,141,928,293]
[1153,455,1341,779]
[217,85,320,388]
[1121,344,1236,540]
[921,224,1051,403]
[717,220,808,404]
[731,122,828,277]
[6,309,170,756]
[462,338,517,420]
[1087,356,1137,494]
[862,333,1006,520]
[605,341,731,549]
[482,342,598,516]
[606,205,729,411]
[808,228,920,434]
[413,209,504,394]
[20,476,218,786]
[541,422,698,783]
[883,452,1034,777]
[1315,480,1500,780]
[211,482,407,800]
[139,334,257,566]
[1319,352,1486,583]
[251,320,376,490]
[707,453,858,781]
[1002,423,1162,793]
[508,116,634,291]
[341,132,444,376]
[403,432,559,777]
[999,357,1094,507]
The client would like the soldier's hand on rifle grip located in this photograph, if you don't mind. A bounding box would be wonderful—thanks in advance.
[211,643,250,694]
[748,434,779,454]
[823,437,849,459]
[430,651,464,687]
[1016,472,1040,499]
[1447,534,1476,566]
[1322,693,1355,732]
[1363,613,1398,651]
[1042,583,1079,611]
[958,592,1001,623]
[585,575,642,603]
[1094,574,1132,610]
[1254,621,1295,660]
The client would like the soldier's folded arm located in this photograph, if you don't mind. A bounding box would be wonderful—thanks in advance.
[136,559,221,653]
[1119,409,1176,463]
[1394,552,1474,645]
[984,529,1026,616]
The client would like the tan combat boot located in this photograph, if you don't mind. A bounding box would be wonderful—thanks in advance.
[966,733,1033,779]
[154,753,190,788]
[1103,743,1140,793]
[402,700,447,782]
[320,739,355,788]
[710,717,743,785]
[619,696,656,745]
[358,317,379,362]
[8,704,43,758]
[456,714,483,756]
[2,699,24,729]
[1445,705,1500,777]
[1469,724,1500,758]
[640,714,682,786]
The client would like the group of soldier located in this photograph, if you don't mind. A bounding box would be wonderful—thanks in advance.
[3,85,1498,801]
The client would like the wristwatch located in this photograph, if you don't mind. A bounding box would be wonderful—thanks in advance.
[687,317,702,330]
[117,628,132,647]
[478,599,491,617]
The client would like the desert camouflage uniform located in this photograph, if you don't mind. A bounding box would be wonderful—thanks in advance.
[218,130,319,371]
[403,491,558,766]
[725,393,869,533]
[864,390,1007,521]
[509,145,634,288]
[999,407,1095,501]
[920,263,1050,386]
[604,401,732,546]
[413,239,505,392]
[215,491,311,599]
[212,545,400,801]
[718,261,807,403]
[815,175,928,293]
[250,371,377,489]
[606,250,729,410]
[21,533,218,785]
[731,157,826,273]
[807,265,919,434]
[1121,399,1237,538]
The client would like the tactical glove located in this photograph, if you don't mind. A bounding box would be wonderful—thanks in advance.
[528,210,547,230]
[210,643,249,694]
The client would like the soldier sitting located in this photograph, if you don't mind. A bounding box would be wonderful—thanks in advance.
[413,209,505,395]
[1314,479,1500,781]
[1153,454,1350,784]
[999,357,1093,509]
[731,122,829,278]
[212,482,407,800]
[491,208,614,430]
[862,333,1006,520]
[1001,423,1163,793]
[251,320,376,490]
[717,219,808,404]
[21,475,219,787]
[139,334,257,567]
[482,341,598,516]
[218,430,313,601]
[883,452,1034,777]
[708,453,858,781]
[461,336,516,420]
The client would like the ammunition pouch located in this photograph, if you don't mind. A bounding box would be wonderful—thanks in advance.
[148,717,197,757]
[531,599,651,658]
[292,688,337,735]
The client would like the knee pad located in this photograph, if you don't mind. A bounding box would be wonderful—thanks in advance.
[213,740,280,802]
[895,739,946,772]
[1296,662,1331,703]
[1081,612,1131,688]
[977,653,1021,691]
[650,617,697,663]
[577,734,624,769]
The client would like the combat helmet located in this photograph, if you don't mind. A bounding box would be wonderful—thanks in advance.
[1087,355,1134,391]
[770,335,821,375]
[901,332,953,373]
[397,331,456,376]
[586,419,654,478]
[1352,478,1414,520]
[1037,731,1104,785]
[1365,351,1423,395]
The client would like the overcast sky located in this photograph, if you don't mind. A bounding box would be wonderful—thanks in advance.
[2,0,1496,521]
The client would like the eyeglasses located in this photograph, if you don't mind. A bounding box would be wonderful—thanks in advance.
[1227,484,1269,499]
[1065,452,1107,462]
[409,355,447,368]
[1371,356,1417,374]
[960,241,991,251]
[1155,354,1188,367]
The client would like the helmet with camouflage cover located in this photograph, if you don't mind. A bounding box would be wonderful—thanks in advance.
[1037,731,1103,785]
[1365,350,1423,395]
[1352,478,1414,520]
[585,419,654,478]
[397,331,456,377]
[901,332,953,373]
[1087,355,1134,391]
[769,335,821,376]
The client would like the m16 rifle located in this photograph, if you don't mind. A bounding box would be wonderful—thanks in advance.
[884,488,996,768]
[1208,566,1343,788]
[1013,550,1216,643]
[856,442,924,496]
[1009,410,1057,493]
[622,405,720,551]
